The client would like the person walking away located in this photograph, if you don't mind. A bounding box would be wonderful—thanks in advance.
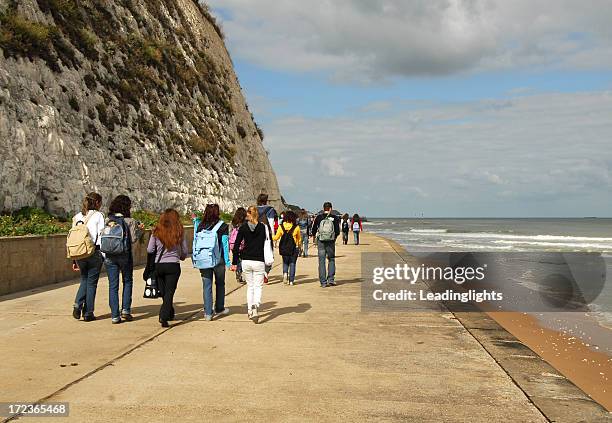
[341,213,350,245]
[273,210,301,285]
[297,209,310,257]
[70,192,105,321]
[311,202,340,287]
[231,206,271,323]
[193,204,231,321]
[230,207,247,284]
[352,214,363,245]
[147,209,188,328]
[100,195,144,324]
[256,193,277,283]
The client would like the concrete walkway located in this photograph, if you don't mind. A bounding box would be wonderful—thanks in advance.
[1,234,550,422]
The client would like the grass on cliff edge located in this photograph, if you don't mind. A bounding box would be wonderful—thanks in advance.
[0,208,232,237]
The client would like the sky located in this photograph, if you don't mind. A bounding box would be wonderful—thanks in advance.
[207,0,612,217]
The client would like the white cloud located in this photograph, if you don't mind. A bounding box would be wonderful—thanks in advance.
[264,90,612,216]
[209,0,612,80]
[320,157,353,177]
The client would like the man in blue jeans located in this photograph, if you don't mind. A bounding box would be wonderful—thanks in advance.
[311,202,340,287]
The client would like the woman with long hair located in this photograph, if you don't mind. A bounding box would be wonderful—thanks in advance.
[231,205,271,323]
[147,209,188,327]
[351,213,363,245]
[272,210,301,285]
[71,192,105,321]
[197,204,230,321]
[230,207,247,284]
[104,195,144,324]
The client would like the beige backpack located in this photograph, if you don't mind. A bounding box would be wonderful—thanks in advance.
[66,213,96,260]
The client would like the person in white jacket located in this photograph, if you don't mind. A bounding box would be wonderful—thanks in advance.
[71,192,105,322]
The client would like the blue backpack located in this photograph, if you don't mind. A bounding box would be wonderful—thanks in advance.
[192,220,224,269]
[100,216,130,256]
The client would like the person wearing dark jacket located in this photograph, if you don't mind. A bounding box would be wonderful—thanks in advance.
[230,205,272,324]
[197,204,230,321]
[311,202,341,287]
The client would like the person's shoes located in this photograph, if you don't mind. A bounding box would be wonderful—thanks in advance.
[327,281,337,286]
[83,314,96,322]
[159,319,169,328]
[283,273,288,284]
[121,313,133,322]
[215,308,230,316]
[289,281,294,286]
[111,317,122,324]
[204,314,213,321]
[321,283,327,288]
[72,307,81,320]
[251,305,259,324]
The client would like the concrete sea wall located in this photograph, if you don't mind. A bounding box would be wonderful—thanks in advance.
[0,226,194,296]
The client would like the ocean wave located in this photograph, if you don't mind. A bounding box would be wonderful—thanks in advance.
[409,228,449,233]
[401,231,612,243]
[588,304,612,329]
[493,240,612,250]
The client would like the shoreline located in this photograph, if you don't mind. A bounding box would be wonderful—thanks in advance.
[379,234,612,413]
[488,311,612,411]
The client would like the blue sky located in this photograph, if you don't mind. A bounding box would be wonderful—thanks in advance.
[208,0,612,217]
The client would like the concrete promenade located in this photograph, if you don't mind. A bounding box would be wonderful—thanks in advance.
[0,233,605,422]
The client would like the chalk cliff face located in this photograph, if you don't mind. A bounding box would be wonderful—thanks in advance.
[0,0,282,215]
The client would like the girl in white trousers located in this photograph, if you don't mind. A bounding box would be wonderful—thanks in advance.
[231,206,272,323]
[242,260,265,319]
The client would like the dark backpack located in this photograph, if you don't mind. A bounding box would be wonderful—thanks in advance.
[100,216,130,256]
[279,224,298,257]
[342,221,349,232]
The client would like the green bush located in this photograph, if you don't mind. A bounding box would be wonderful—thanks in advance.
[0,207,236,237]
[0,207,70,237]
[132,210,160,229]
[0,12,53,56]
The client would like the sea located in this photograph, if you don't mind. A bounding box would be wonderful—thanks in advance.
[365,218,612,342]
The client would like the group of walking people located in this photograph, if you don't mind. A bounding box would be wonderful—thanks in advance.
[69,193,144,324]
[341,213,363,245]
[69,191,362,326]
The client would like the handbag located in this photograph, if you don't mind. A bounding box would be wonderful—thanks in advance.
[263,224,275,266]
[143,240,165,299]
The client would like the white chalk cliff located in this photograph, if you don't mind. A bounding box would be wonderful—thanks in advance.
[0,0,282,215]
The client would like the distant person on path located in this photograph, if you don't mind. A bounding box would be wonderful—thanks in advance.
[196,204,230,321]
[231,205,272,323]
[256,193,277,283]
[297,209,310,257]
[71,192,105,322]
[101,195,144,324]
[147,209,188,328]
[311,202,340,287]
[341,213,350,245]
[230,207,247,284]
[273,210,302,285]
[351,214,363,245]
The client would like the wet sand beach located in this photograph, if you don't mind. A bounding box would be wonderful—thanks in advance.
[488,311,612,411]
